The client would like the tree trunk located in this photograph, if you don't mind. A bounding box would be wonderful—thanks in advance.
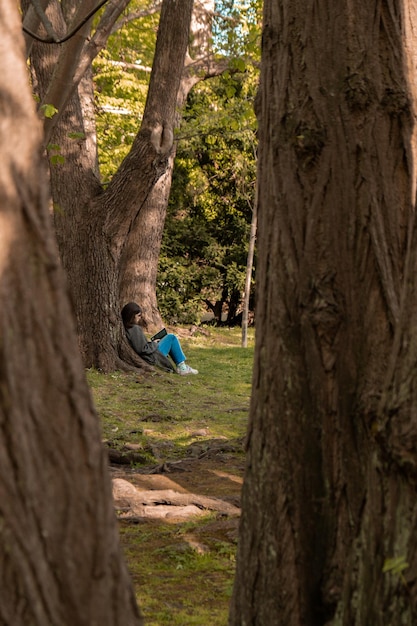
[117,74,192,332]
[241,186,257,347]
[26,0,233,363]
[119,156,175,331]
[230,1,417,624]
[0,3,142,623]
[118,1,235,330]
[29,0,194,370]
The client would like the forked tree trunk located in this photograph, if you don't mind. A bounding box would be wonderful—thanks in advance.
[117,74,194,332]
[29,0,194,370]
[26,0,228,362]
[0,3,141,624]
[231,1,417,624]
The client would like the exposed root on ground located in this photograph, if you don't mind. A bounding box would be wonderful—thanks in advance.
[112,477,241,521]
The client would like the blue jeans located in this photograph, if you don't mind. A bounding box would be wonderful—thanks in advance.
[157,334,186,365]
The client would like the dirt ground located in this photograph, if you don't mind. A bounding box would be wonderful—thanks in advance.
[109,450,245,535]
[109,448,246,624]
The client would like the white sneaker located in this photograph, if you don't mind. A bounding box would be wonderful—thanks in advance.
[176,363,198,375]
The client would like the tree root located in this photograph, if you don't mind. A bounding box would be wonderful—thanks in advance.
[112,478,241,520]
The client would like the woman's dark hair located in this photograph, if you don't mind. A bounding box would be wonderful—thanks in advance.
[121,302,142,329]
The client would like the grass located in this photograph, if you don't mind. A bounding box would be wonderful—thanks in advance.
[87,326,255,625]
[120,518,237,626]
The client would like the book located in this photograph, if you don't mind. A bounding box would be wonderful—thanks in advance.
[150,327,167,342]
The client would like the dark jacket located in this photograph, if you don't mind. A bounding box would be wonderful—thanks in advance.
[126,325,174,373]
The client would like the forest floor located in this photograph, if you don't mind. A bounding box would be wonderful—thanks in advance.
[87,326,254,626]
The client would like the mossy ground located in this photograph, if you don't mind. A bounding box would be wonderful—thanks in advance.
[87,326,255,625]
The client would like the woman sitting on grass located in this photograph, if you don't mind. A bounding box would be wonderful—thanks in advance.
[121,302,198,376]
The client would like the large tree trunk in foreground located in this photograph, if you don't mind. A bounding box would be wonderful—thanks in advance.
[231,1,417,624]
[0,3,141,624]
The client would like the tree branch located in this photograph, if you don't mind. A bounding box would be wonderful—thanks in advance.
[111,1,163,34]
[23,0,110,44]
[22,0,57,56]
[41,0,131,145]
[27,0,57,41]
[104,59,152,73]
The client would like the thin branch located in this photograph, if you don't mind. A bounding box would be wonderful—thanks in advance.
[111,1,163,34]
[41,0,132,144]
[104,59,152,73]
[23,0,110,43]
[28,0,57,41]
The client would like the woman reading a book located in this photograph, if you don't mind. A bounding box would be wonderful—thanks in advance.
[121,302,198,375]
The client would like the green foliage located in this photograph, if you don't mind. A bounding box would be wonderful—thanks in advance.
[213,0,262,61]
[47,143,65,166]
[158,67,258,323]
[93,4,158,180]
[41,103,58,118]
[67,131,86,140]
[157,259,215,325]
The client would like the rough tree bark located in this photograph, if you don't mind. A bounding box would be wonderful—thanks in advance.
[22,0,134,146]
[0,2,142,624]
[230,1,417,625]
[119,158,174,331]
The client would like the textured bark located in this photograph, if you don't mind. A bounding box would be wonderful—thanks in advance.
[118,0,235,329]
[40,0,98,144]
[0,3,142,624]
[24,0,133,145]
[26,0,229,363]
[230,1,417,625]
[119,158,174,330]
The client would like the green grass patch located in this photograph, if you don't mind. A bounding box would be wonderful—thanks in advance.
[121,517,236,626]
[88,327,254,460]
[87,327,254,625]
